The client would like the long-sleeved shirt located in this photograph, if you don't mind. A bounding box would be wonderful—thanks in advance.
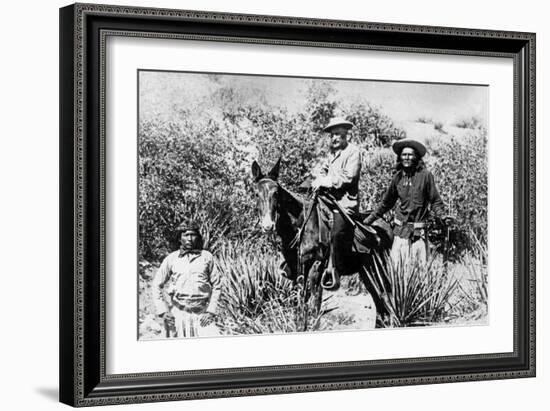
[318,142,362,213]
[371,166,445,226]
[151,249,221,315]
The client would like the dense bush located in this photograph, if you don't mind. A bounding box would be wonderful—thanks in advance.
[425,131,488,256]
[359,147,397,212]
[138,119,258,260]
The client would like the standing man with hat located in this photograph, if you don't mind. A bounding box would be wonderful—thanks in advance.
[365,139,450,265]
[151,220,221,338]
[311,116,362,285]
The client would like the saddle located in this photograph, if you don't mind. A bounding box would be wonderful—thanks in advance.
[289,192,393,290]
[315,196,393,290]
[316,197,393,253]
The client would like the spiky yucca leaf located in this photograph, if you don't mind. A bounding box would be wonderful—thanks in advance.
[452,231,488,321]
[364,254,459,327]
[215,242,327,334]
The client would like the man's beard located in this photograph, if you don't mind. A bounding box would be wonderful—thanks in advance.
[331,140,346,153]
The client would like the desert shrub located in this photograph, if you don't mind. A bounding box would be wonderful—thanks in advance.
[138,119,257,260]
[433,121,445,133]
[416,116,433,124]
[450,232,488,322]
[364,255,459,327]
[359,147,397,212]
[453,115,483,129]
[425,132,488,252]
[243,106,320,192]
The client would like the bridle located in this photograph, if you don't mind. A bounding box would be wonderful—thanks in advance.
[256,177,281,228]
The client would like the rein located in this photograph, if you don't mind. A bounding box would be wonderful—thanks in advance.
[286,189,321,282]
[289,190,318,250]
[257,177,318,281]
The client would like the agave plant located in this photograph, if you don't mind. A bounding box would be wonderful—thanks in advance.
[364,254,459,327]
[452,231,488,322]
[215,242,327,334]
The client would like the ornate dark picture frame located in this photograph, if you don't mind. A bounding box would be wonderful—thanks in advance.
[59,3,535,407]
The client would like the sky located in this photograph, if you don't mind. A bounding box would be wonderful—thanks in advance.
[139,70,488,129]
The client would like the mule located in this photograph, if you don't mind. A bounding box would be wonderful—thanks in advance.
[251,159,392,325]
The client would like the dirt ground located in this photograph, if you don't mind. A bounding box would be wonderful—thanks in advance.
[320,278,377,331]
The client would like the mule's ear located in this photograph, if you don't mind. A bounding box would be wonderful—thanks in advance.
[268,157,281,180]
[251,160,264,182]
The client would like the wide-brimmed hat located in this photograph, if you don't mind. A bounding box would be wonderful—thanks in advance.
[323,117,353,133]
[392,139,427,158]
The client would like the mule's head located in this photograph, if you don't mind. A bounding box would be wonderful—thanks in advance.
[251,158,281,232]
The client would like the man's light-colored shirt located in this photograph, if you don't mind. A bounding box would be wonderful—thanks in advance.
[318,142,362,213]
[152,249,221,315]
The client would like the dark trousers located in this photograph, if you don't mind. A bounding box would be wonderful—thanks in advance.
[331,212,354,276]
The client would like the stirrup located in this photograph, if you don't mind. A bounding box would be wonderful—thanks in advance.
[321,268,340,291]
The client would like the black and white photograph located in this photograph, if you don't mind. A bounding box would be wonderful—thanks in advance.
[137,71,488,340]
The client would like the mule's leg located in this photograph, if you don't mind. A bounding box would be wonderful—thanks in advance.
[359,254,391,326]
[301,261,310,304]
[298,261,311,332]
[307,260,323,313]
[299,260,323,332]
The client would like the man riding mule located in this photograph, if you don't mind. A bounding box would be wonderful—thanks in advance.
[310,117,366,290]
[251,117,393,324]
